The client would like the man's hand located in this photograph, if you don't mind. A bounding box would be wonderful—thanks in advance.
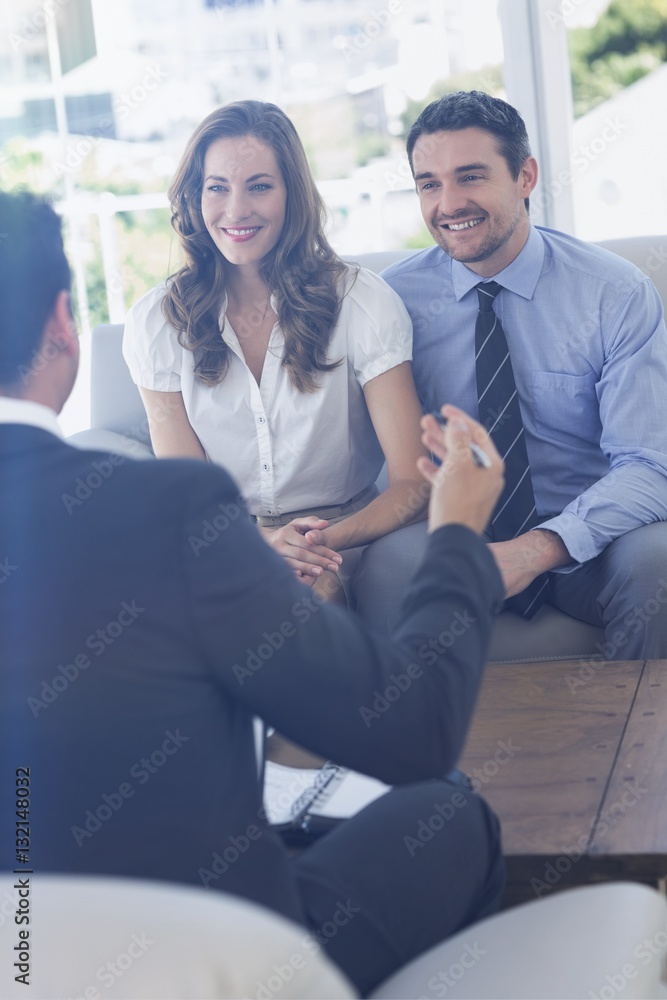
[260,517,343,584]
[418,404,504,536]
[488,530,572,597]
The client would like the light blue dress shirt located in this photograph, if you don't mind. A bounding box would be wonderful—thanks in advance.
[383,225,667,567]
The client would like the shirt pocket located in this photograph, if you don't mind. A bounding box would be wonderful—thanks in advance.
[531,370,599,441]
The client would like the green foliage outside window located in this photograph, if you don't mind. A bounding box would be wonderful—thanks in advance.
[569,0,667,117]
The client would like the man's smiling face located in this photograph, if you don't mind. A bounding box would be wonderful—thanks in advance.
[412,127,537,277]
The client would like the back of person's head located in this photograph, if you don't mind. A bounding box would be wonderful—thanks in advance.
[168,100,326,265]
[406,90,532,181]
[0,191,71,390]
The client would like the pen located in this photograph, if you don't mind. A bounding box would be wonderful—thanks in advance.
[431,412,493,469]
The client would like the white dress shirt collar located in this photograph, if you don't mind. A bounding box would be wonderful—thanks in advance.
[0,397,63,439]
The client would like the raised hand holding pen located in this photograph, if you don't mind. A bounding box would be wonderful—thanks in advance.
[431,412,492,468]
[418,404,504,537]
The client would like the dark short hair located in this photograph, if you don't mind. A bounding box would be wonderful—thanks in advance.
[0,191,71,386]
[407,91,532,206]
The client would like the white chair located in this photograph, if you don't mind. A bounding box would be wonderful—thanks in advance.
[1,875,665,999]
[0,875,355,1000]
[68,235,667,663]
[371,881,667,1000]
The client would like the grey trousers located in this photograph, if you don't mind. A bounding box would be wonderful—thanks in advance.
[353,519,667,659]
[548,520,667,660]
[352,520,429,634]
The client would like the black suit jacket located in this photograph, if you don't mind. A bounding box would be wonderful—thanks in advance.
[0,425,503,922]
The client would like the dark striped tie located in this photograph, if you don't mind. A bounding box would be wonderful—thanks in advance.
[475,281,549,618]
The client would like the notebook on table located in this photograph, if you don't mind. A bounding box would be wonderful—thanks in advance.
[263,760,391,845]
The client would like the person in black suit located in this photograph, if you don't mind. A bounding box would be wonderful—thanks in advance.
[0,191,506,996]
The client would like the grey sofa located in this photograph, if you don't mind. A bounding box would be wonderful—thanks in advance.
[69,237,667,662]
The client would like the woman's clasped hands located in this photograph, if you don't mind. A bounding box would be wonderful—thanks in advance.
[261,518,343,585]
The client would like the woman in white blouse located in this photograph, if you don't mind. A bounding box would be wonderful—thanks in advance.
[123,100,428,620]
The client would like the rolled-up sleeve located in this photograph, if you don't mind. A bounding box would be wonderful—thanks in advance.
[541,278,667,566]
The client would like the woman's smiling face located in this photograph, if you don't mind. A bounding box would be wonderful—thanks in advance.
[201,134,287,270]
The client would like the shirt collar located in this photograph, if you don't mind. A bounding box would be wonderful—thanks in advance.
[218,293,279,329]
[0,397,63,438]
[451,224,546,302]
[218,292,281,352]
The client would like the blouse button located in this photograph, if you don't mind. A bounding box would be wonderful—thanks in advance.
[257,416,265,424]
[263,463,270,471]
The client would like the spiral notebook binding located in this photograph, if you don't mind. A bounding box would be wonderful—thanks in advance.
[287,762,345,823]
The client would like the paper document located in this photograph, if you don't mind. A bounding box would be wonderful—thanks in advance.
[263,760,390,831]
[309,771,390,819]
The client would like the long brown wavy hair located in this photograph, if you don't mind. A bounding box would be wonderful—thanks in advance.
[163,101,351,391]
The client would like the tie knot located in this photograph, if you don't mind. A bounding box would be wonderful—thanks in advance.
[476,281,502,312]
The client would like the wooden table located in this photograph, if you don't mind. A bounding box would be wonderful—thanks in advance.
[268,658,667,907]
[458,658,667,906]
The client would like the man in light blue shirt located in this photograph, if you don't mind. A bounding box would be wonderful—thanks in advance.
[381,90,667,659]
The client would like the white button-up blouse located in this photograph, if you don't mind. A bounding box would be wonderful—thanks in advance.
[123,267,412,517]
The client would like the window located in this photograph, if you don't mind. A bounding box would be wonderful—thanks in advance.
[2,0,508,433]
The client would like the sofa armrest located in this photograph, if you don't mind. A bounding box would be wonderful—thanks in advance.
[67,428,155,460]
